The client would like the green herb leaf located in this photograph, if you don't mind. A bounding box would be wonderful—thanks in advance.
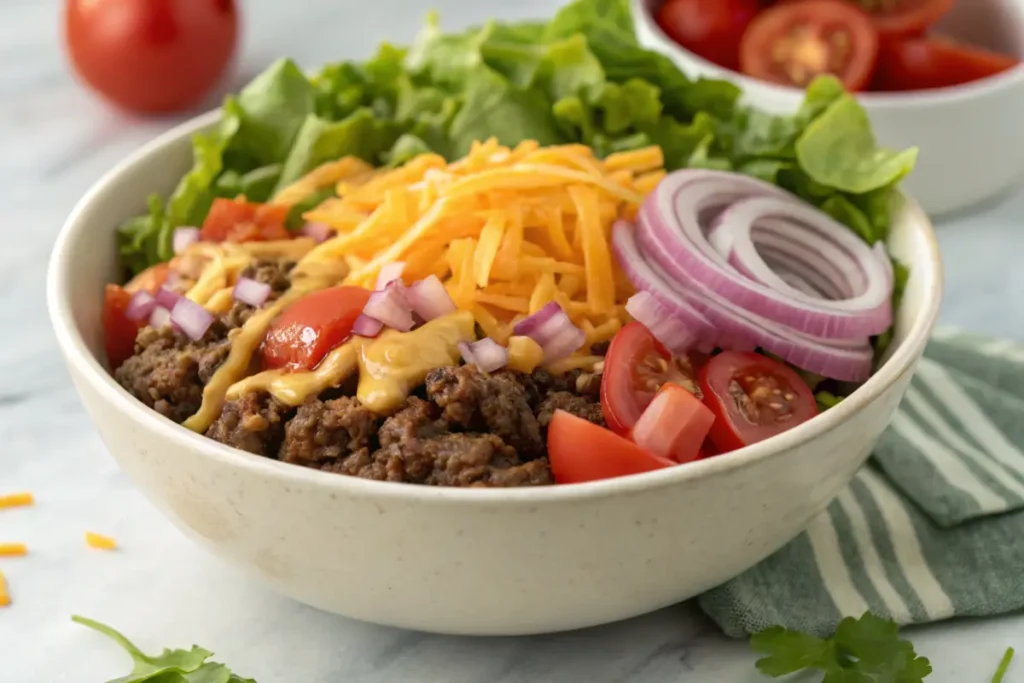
[72,616,255,683]
[751,613,932,683]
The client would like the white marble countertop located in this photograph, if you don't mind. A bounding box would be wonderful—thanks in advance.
[3,1,1024,681]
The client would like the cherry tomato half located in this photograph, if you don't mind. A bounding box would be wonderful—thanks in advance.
[200,198,292,243]
[780,0,954,40]
[874,36,1020,91]
[600,323,703,437]
[631,384,716,464]
[548,411,675,484]
[740,0,880,91]
[104,284,143,370]
[656,0,761,70]
[698,351,818,453]
[64,0,238,114]
[261,286,373,372]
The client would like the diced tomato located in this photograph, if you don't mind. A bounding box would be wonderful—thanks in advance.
[600,322,703,437]
[103,284,142,370]
[631,384,716,464]
[874,36,1019,91]
[656,0,761,70]
[200,198,291,243]
[124,262,171,294]
[261,286,373,371]
[547,411,675,484]
[739,0,880,91]
[698,351,818,453]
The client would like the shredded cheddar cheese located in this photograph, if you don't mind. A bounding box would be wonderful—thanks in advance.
[0,569,8,607]
[0,543,27,557]
[0,492,33,509]
[85,532,118,551]
[300,138,664,345]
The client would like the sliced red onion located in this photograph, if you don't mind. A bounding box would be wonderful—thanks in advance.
[468,338,509,372]
[375,262,406,290]
[170,298,214,341]
[125,290,157,322]
[352,314,384,338]
[613,219,873,382]
[639,170,892,339]
[407,275,457,321]
[232,277,272,307]
[155,286,181,310]
[363,287,414,332]
[173,227,200,255]
[625,292,702,355]
[300,222,333,244]
[512,302,586,362]
[149,306,172,329]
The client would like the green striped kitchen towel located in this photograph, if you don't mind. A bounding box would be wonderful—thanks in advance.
[699,329,1024,638]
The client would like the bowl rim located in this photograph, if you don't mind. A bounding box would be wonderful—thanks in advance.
[46,109,944,507]
[631,0,1024,109]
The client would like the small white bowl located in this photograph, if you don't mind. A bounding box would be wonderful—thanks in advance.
[634,0,1024,217]
[48,112,942,636]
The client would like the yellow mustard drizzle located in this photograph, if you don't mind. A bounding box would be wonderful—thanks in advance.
[225,338,365,406]
[356,311,475,413]
[182,251,352,433]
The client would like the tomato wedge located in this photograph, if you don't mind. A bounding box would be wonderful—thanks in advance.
[739,0,880,91]
[874,36,1019,91]
[698,351,818,453]
[631,384,716,464]
[656,0,761,70]
[600,322,702,437]
[548,411,674,484]
[124,262,172,294]
[261,286,372,371]
[200,198,291,243]
[104,284,142,370]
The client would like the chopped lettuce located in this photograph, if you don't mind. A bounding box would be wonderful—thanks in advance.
[116,0,916,285]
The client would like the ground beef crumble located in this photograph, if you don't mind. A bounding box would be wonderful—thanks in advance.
[205,392,292,456]
[277,397,379,468]
[115,259,294,424]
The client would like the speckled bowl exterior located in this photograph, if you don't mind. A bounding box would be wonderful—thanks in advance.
[47,113,943,636]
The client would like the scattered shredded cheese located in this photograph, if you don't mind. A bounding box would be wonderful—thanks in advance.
[85,532,118,551]
[0,492,33,509]
[0,569,8,607]
[0,543,27,557]
[301,138,665,345]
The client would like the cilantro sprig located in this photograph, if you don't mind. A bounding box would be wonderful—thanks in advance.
[72,615,256,683]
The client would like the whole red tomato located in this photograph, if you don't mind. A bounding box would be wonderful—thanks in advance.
[64,0,239,114]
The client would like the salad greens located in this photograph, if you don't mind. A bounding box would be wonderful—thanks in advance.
[117,0,915,280]
[75,613,1015,682]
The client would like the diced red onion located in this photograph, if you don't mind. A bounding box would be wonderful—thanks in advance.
[232,277,272,307]
[458,341,476,365]
[468,338,509,372]
[125,290,157,321]
[352,314,384,338]
[173,227,200,255]
[155,286,181,310]
[300,222,333,244]
[625,291,703,355]
[363,287,414,332]
[375,262,406,290]
[170,298,214,341]
[512,302,586,362]
[407,275,457,321]
[637,170,892,339]
[149,307,172,329]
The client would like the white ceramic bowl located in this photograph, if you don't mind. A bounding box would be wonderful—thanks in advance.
[634,0,1024,217]
[47,112,942,636]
